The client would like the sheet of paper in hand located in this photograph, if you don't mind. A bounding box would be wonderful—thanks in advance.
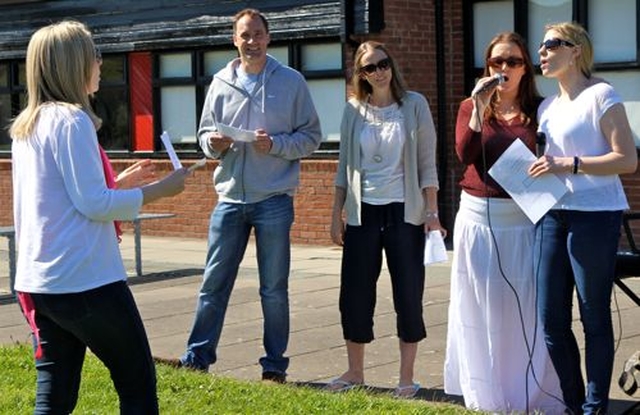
[488,138,567,224]
[216,122,256,142]
[160,131,183,170]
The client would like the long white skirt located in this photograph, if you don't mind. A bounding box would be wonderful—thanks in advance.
[444,192,565,414]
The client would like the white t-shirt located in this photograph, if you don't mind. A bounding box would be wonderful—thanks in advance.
[538,82,629,211]
[12,104,143,293]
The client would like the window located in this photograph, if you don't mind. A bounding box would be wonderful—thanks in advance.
[473,1,514,67]
[588,0,636,63]
[94,54,129,151]
[0,62,24,151]
[155,40,344,154]
[156,53,197,148]
[301,43,344,143]
[528,0,572,63]
[0,63,11,151]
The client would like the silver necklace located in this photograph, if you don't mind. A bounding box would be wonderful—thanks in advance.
[365,97,385,163]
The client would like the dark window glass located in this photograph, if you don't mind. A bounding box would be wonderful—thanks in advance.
[0,94,10,150]
[93,55,129,150]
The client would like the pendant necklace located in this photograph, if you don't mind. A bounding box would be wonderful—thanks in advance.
[366,96,384,163]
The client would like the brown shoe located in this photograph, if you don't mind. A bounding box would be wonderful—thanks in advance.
[262,371,286,384]
[153,356,207,372]
[153,356,183,368]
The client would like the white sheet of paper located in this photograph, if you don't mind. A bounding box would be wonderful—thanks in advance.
[160,131,182,170]
[188,157,207,172]
[488,138,567,224]
[424,231,448,265]
[216,123,256,143]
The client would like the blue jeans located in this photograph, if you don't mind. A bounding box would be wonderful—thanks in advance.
[534,210,621,415]
[182,194,293,375]
[21,281,158,415]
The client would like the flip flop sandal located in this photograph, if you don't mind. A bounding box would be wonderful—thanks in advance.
[393,382,420,399]
[618,351,640,396]
[324,378,362,392]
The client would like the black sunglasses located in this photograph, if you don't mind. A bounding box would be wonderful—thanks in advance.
[94,46,102,63]
[487,56,525,69]
[539,38,575,51]
[359,58,391,75]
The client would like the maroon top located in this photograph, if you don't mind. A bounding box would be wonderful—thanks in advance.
[455,98,538,199]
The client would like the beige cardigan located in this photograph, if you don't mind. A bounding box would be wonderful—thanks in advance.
[335,91,439,226]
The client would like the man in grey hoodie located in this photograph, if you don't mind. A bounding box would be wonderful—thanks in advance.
[174,8,322,382]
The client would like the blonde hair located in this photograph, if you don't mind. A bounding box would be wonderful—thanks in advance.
[10,20,101,140]
[545,21,593,78]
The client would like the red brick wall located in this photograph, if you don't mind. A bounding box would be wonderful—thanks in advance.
[0,160,12,226]
[115,159,339,245]
[0,158,337,245]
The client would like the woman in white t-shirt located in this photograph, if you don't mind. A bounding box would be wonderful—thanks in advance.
[529,21,637,415]
[10,20,189,414]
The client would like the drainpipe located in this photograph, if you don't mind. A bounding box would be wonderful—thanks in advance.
[434,0,449,237]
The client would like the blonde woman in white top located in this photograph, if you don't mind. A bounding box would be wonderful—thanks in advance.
[529,21,637,415]
[11,20,189,413]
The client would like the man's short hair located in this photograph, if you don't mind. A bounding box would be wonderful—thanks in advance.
[233,8,269,33]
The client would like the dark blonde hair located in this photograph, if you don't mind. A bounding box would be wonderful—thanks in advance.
[351,41,407,105]
[10,20,101,140]
[544,21,593,78]
[482,31,541,126]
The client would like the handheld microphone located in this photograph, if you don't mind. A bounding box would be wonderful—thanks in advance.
[472,73,508,96]
[536,132,546,157]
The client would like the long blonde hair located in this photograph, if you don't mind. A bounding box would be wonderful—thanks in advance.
[10,20,101,140]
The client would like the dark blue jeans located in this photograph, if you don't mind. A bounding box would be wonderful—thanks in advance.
[534,210,621,415]
[22,281,158,415]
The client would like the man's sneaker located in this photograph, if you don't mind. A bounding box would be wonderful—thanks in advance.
[262,371,286,384]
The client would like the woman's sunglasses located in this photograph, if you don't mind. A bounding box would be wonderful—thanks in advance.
[359,58,391,75]
[539,38,575,51]
[487,56,524,69]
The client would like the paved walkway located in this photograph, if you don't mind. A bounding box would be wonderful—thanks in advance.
[1,234,639,413]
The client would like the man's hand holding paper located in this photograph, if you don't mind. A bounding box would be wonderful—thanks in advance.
[207,131,233,153]
[216,122,257,143]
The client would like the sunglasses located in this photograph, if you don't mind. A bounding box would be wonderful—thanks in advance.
[359,58,391,75]
[94,47,102,63]
[487,56,525,69]
[539,38,575,51]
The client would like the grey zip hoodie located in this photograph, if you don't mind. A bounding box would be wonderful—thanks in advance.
[198,55,322,203]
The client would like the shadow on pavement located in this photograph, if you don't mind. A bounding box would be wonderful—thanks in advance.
[126,268,203,286]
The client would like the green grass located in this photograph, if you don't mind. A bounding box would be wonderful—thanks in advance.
[0,343,477,414]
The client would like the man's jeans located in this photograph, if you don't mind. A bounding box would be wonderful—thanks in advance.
[534,210,621,415]
[24,281,158,415]
[182,194,293,374]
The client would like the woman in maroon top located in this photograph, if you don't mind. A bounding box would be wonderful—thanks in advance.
[443,32,564,413]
